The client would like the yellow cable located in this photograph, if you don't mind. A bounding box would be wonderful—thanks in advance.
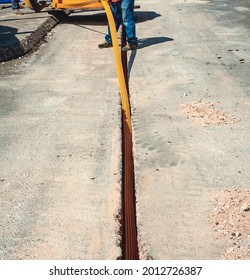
[101,0,132,132]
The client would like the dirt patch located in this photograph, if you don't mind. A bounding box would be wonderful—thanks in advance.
[209,187,250,259]
[181,100,240,126]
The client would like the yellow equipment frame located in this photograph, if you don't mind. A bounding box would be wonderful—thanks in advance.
[51,0,104,10]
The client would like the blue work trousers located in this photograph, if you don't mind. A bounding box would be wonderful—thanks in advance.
[105,0,138,45]
[12,0,19,10]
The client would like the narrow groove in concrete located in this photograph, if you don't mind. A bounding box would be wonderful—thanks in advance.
[121,26,139,260]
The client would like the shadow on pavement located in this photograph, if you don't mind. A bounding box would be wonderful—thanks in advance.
[0,25,19,47]
[138,37,174,49]
[128,49,137,78]
[65,13,108,25]
[64,10,161,25]
[128,36,173,79]
[134,11,161,23]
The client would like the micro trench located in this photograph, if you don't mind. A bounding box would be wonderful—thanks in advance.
[120,26,139,260]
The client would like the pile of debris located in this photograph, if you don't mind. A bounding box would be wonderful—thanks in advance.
[181,100,240,126]
[210,187,250,259]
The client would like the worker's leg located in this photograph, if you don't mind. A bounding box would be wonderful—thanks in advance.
[12,0,23,14]
[12,0,19,9]
[105,2,123,44]
[121,0,138,46]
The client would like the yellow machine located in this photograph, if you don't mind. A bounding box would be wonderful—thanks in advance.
[51,0,103,10]
[23,0,104,13]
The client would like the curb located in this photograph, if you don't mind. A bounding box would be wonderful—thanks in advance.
[0,16,58,62]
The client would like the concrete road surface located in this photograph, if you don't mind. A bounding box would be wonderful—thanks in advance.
[132,0,250,259]
[0,0,249,260]
[0,19,122,259]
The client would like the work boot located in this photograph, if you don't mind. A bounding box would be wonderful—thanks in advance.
[98,41,113,49]
[122,43,138,52]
